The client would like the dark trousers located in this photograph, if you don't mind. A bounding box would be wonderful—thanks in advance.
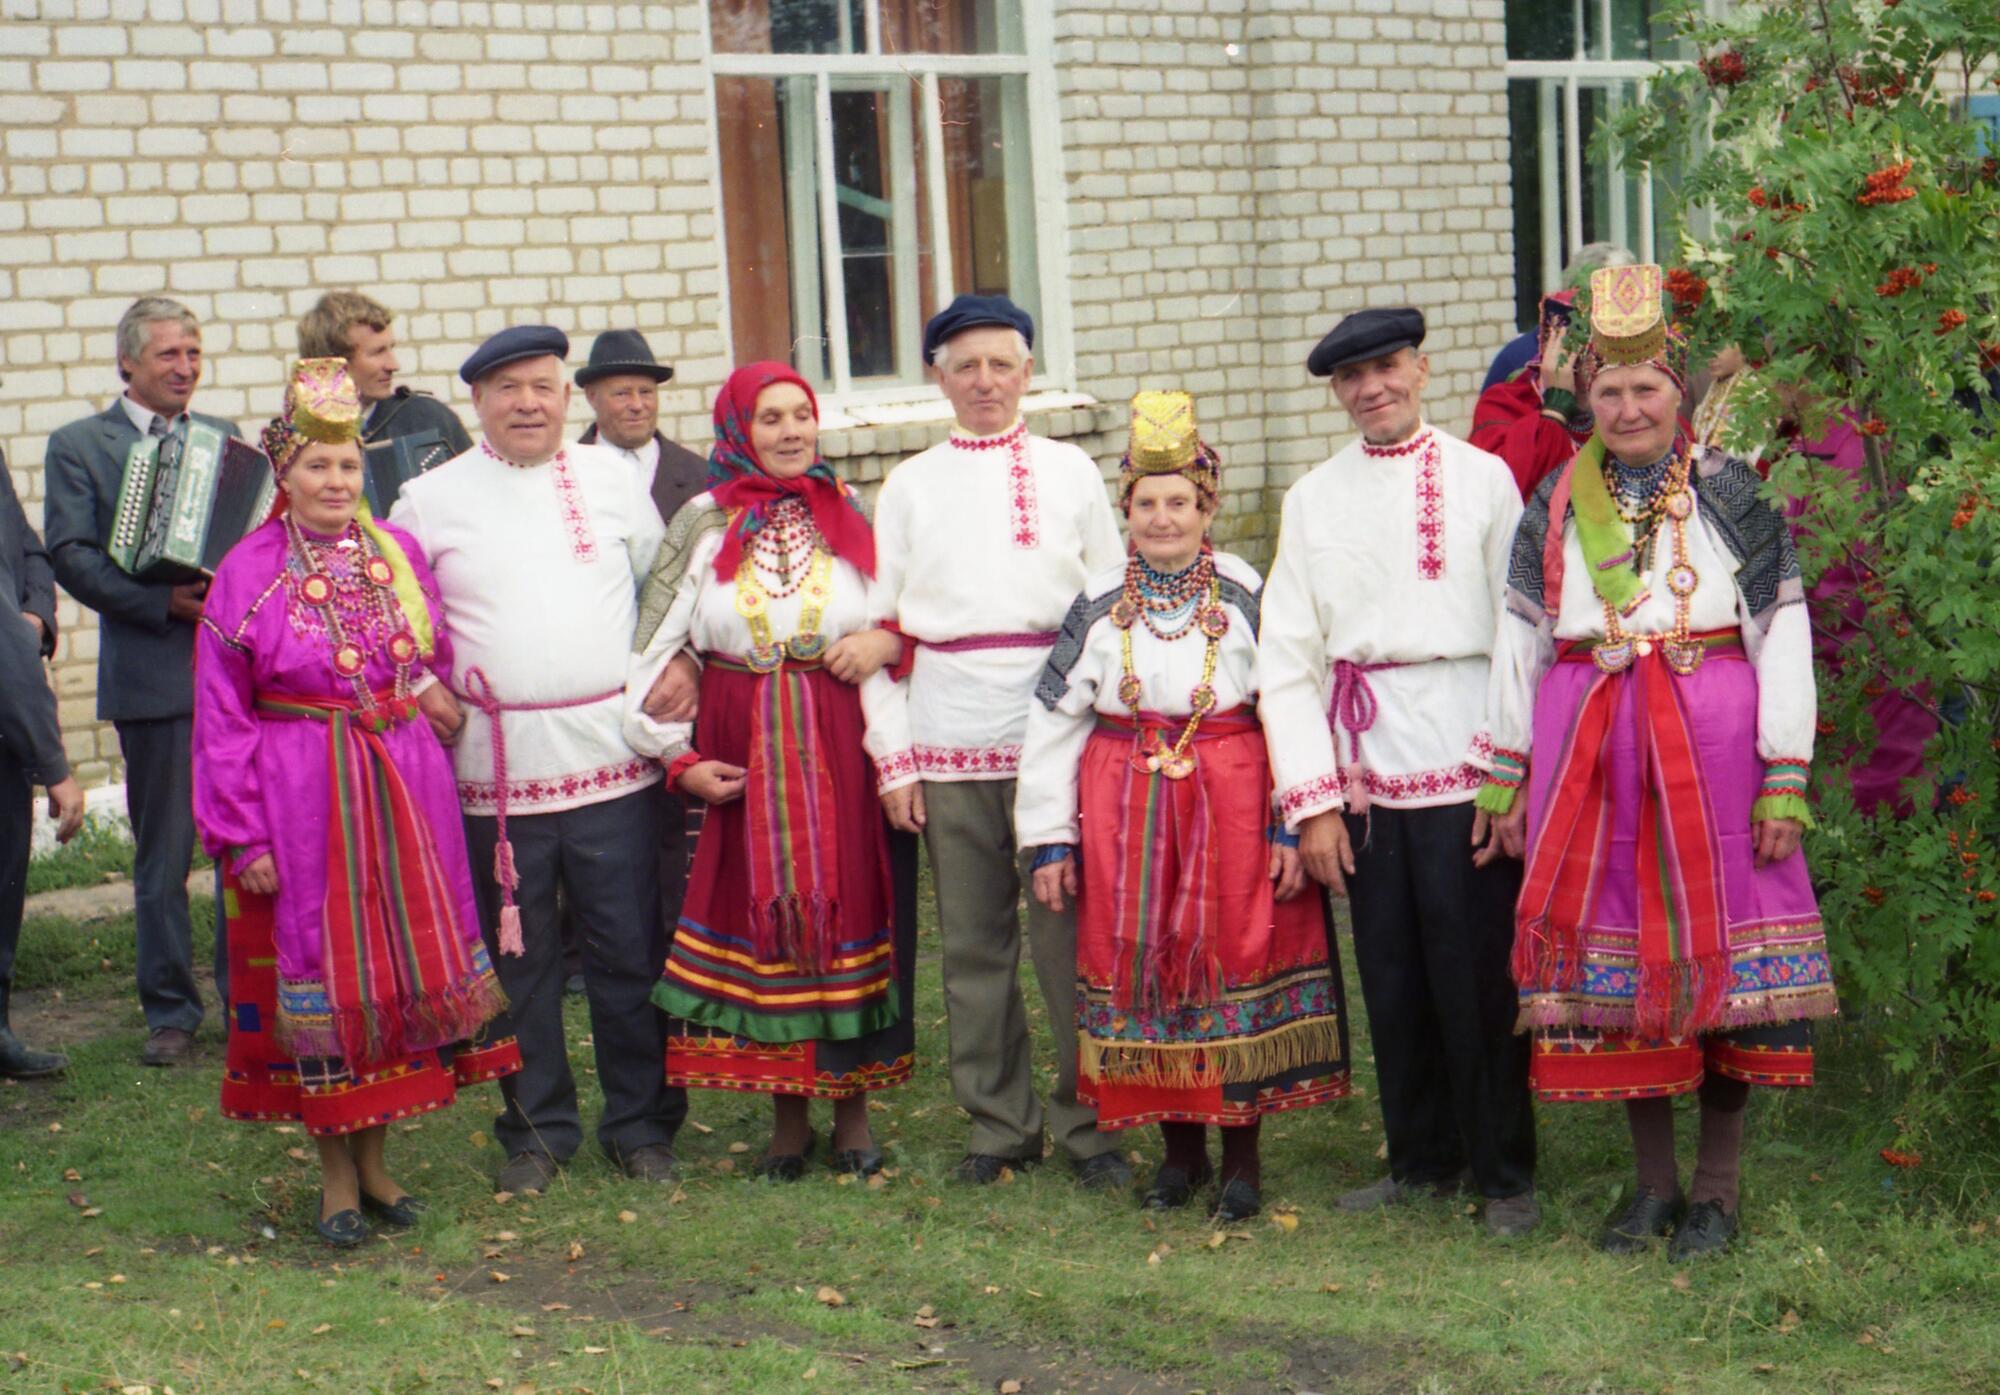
[558,789,695,982]
[116,717,220,1032]
[465,784,686,1163]
[0,747,28,1025]
[1345,801,1536,1199]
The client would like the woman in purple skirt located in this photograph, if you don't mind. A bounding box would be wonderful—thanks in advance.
[1478,264,1836,1260]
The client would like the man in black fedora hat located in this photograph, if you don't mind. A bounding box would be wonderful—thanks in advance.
[575,330,709,526]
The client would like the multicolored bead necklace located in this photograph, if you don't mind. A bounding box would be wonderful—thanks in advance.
[285,514,418,715]
[1594,444,1705,676]
[1108,550,1229,779]
[733,498,833,672]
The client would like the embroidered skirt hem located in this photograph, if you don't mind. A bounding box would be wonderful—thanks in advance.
[1529,1020,1815,1102]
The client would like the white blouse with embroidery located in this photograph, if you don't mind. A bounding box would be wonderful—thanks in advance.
[390,439,665,816]
[865,423,1125,790]
[1013,550,1265,849]
[1258,424,1523,829]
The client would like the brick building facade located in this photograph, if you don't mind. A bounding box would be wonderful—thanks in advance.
[0,0,1517,787]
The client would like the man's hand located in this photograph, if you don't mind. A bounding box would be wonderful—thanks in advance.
[168,579,209,624]
[1030,856,1079,914]
[881,783,926,834]
[1270,842,1308,902]
[643,651,701,723]
[679,760,747,805]
[417,682,465,746]
[1472,805,1527,868]
[824,628,903,685]
[45,776,85,844]
[1754,817,1804,868]
[238,852,279,897]
[1299,810,1357,896]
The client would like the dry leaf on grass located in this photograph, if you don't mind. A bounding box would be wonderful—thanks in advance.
[1777,1309,1802,1335]
[540,1302,571,1312]
[999,1381,1023,1394]
[1670,1272,1693,1292]
[727,1141,750,1154]
[982,1284,1000,1294]
[485,1381,504,1390]
[493,1230,519,1242]
[1270,1212,1300,1232]
[491,1191,515,1205]
[285,1147,309,1162]
[62,1168,81,1182]
[489,1271,511,1284]
[815,1285,846,1307]
[310,1324,331,1335]
[616,1210,638,1224]
[565,1241,585,1261]
[688,1120,713,1134]
[914,1304,940,1328]
[1320,1282,1343,1294]
[511,1325,536,1338]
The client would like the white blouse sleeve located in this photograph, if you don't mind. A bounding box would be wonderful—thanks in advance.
[621,529,719,761]
[1013,604,1109,850]
[1256,486,1342,832]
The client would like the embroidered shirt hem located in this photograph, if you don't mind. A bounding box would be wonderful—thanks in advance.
[458,757,661,817]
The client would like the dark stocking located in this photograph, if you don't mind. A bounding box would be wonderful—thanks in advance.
[1625,1096,1680,1199]
[1218,1120,1262,1190]
[1158,1121,1210,1178]
[769,1093,812,1155]
[1689,1073,1751,1212]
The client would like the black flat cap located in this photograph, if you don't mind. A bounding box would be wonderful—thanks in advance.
[575,328,673,387]
[459,324,570,385]
[922,294,1035,363]
[1306,307,1426,377]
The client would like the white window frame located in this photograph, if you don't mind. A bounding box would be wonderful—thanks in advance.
[703,0,1074,410]
[1504,0,1728,292]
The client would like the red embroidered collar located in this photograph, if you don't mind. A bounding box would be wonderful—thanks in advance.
[1360,427,1434,459]
[480,440,565,470]
[948,420,1028,452]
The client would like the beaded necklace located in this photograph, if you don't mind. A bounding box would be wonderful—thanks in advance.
[733,498,833,672]
[1594,443,1706,676]
[286,514,418,712]
[1108,550,1229,779]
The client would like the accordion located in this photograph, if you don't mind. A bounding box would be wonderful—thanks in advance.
[363,429,453,518]
[109,423,275,581]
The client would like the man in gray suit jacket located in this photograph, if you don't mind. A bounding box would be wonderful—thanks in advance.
[0,447,83,1078]
[42,297,238,1067]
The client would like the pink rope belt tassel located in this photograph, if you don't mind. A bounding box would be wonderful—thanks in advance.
[457,667,623,957]
[1328,659,1407,815]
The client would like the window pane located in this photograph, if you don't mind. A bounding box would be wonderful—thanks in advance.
[1506,0,1575,61]
[938,75,1040,332]
[1608,0,1680,60]
[1506,78,1556,330]
[830,84,938,385]
[715,75,830,376]
[882,0,1023,55]
[711,0,866,56]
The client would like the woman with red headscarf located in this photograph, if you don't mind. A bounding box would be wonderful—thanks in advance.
[622,363,913,1178]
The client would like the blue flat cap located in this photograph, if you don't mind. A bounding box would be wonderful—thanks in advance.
[922,294,1034,364]
[1307,307,1426,377]
[460,324,570,385]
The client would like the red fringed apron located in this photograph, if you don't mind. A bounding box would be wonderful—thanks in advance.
[1511,633,1741,1040]
[255,692,506,1068]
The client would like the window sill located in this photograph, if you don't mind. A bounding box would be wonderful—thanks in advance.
[819,390,1108,462]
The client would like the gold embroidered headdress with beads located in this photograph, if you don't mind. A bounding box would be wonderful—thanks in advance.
[1119,389,1221,508]
[1575,263,1689,396]
[261,357,362,478]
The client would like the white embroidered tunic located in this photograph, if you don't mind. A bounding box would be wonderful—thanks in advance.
[621,492,902,762]
[1481,447,1817,774]
[1259,424,1522,828]
[866,422,1125,790]
[1014,551,1264,849]
[389,439,665,815]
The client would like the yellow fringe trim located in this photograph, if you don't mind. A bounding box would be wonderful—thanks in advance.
[1079,1014,1345,1091]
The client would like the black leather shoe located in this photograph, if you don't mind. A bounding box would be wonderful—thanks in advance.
[1073,1152,1134,1191]
[360,1191,427,1228]
[1668,1199,1739,1261]
[755,1129,815,1182]
[140,1027,194,1067]
[1212,1177,1262,1223]
[829,1146,884,1178]
[495,1149,561,1196]
[0,1027,67,1079]
[618,1143,682,1183]
[1600,1188,1684,1254]
[316,1198,368,1248]
[952,1152,1034,1185]
[1143,1163,1211,1210]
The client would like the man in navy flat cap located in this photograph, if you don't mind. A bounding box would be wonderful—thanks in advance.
[389,325,685,1196]
[859,293,1130,1190]
[1259,306,1540,1236]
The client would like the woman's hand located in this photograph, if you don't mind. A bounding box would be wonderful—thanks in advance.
[644,652,702,723]
[679,760,747,805]
[1299,811,1357,896]
[881,783,926,833]
[1471,805,1527,867]
[239,853,279,897]
[417,682,465,746]
[824,628,903,685]
[1031,857,1079,914]
[1754,817,1804,868]
[1269,842,1308,902]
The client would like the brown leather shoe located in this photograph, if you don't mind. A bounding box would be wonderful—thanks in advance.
[618,1143,682,1183]
[140,1027,194,1067]
[495,1149,561,1196]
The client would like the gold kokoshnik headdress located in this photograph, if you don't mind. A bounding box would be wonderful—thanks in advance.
[1574,263,1689,398]
[261,357,363,478]
[1118,389,1221,509]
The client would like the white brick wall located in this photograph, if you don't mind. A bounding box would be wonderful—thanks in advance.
[2,0,1516,785]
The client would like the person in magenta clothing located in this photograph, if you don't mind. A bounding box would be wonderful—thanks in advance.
[194,358,518,1247]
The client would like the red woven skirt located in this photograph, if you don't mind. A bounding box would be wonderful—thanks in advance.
[1075,713,1348,1129]
[218,876,520,1137]
[1529,1020,1814,1102]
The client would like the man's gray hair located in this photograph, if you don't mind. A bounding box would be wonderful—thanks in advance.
[929,328,1032,371]
[115,296,201,380]
[1561,242,1636,287]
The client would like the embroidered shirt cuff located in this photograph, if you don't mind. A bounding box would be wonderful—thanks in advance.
[1030,844,1074,869]
[1750,793,1814,828]
[1276,772,1344,833]
[664,749,702,793]
[1474,782,1519,816]
[874,747,919,793]
[1752,759,1813,828]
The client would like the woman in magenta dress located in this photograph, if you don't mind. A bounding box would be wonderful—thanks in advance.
[194,358,518,1247]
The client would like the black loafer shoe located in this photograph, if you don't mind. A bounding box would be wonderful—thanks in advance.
[0,1027,67,1080]
[316,1199,368,1248]
[1074,1152,1134,1191]
[1600,1188,1684,1254]
[953,1152,1033,1185]
[1667,1199,1739,1261]
[829,1147,884,1178]
[360,1191,427,1228]
[1143,1163,1211,1210]
[755,1129,815,1182]
[1212,1177,1262,1224]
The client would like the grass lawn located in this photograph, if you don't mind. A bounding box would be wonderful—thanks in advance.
[3,880,1996,1395]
